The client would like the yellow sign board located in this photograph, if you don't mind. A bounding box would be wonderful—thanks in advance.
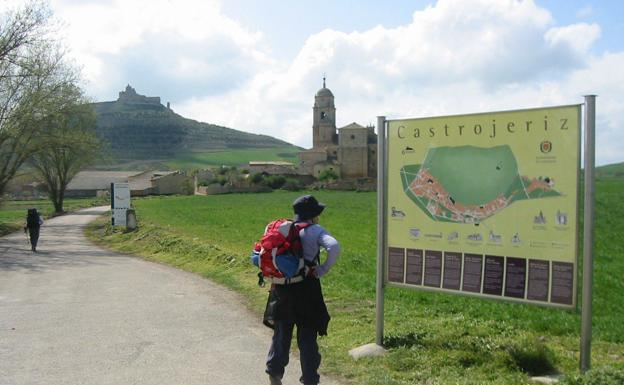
[385,105,581,307]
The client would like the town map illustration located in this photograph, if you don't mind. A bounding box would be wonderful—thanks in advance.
[400,145,561,224]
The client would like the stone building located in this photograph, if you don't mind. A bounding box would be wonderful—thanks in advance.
[66,170,192,197]
[298,79,377,179]
[118,84,165,107]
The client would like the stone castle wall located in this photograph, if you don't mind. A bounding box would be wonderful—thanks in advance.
[118,85,161,105]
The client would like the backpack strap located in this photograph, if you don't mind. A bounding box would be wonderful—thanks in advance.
[266,275,305,285]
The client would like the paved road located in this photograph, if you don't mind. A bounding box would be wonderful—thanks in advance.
[0,207,343,385]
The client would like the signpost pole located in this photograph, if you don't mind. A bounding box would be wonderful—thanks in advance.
[580,95,596,372]
[110,182,115,226]
[376,116,387,346]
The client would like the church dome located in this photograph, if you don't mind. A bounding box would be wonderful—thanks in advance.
[316,87,334,98]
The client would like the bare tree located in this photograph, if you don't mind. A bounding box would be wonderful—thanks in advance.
[0,1,76,198]
[29,84,101,213]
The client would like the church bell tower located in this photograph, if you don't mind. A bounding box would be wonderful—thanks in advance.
[312,76,336,148]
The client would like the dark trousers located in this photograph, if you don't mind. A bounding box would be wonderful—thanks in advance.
[266,320,321,385]
[28,228,40,251]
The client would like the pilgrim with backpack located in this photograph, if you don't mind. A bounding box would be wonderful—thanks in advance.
[251,195,341,385]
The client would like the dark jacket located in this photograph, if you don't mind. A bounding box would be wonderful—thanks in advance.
[263,277,331,335]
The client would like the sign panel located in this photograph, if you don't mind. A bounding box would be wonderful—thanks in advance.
[112,182,131,227]
[385,105,580,307]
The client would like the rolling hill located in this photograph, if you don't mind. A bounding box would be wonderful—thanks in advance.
[92,86,299,164]
[596,162,624,178]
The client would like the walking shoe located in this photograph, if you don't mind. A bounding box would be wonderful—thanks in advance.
[268,374,282,385]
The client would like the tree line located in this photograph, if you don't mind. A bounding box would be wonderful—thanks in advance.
[0,1,101,213]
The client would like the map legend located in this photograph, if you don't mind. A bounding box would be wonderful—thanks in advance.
[386,248,574,306]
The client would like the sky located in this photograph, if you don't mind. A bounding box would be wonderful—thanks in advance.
[7,0,623,165]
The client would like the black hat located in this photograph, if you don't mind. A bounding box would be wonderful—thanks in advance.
[293,195,325,221]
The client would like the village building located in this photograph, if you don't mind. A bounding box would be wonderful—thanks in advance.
[248,161,298,176]
[66,170,192,198]
[298,78,377,179]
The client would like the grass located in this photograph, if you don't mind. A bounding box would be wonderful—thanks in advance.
[0,197,108,236]
[85,182,624,385]
[164,146,301,170]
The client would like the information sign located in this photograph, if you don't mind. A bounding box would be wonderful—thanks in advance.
[111,182,131,227]
[385,105,581,307]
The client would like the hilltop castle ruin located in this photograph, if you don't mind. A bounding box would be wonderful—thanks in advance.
[118,84,171,109]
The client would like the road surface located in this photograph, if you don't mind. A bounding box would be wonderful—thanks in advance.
[0,207,343,385]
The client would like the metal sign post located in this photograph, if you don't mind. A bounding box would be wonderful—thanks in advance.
[580,95,596,372]
[376,116,387,346]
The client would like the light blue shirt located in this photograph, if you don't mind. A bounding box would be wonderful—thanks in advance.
[299,222,340,278]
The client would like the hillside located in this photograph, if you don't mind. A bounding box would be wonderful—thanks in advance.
[92,86,297,162]
[596,162,624,178]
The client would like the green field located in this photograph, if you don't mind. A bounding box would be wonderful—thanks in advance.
[86,182,624,384]
[423,145,520,205]
[164,146,302,170]
[0,198,108,236]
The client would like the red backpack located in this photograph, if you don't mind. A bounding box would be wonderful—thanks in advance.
[252,219,311,285]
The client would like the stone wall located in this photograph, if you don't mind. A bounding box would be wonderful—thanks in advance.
[248,163,297,175]
[338,147,368,178]
[298,150,328,175]
[196,184,272,195]
[153,173,193,195]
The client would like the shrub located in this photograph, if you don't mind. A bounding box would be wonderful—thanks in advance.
[209,176,228,186]
[181,179,195,195]
[265,175,286,189]
[282,178,304,191]
[218,165,237,175]
[250,173,265,185]
[318,169,338,181]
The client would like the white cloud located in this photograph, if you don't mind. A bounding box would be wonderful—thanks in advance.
[545,23,601,53]
[51,0,271,101]
[50,0,623,165]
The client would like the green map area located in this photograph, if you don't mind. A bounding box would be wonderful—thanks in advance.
[400,145,562,224]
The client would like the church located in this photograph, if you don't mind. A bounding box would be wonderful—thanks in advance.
[298,79,377,179]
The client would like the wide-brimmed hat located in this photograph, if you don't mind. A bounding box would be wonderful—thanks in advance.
[293,195,325,221]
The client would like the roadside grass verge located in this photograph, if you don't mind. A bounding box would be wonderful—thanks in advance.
[86,183,624,385]
[0,197,108,237]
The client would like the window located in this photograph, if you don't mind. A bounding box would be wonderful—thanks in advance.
[350,134,355,140]
[320,111,326,119]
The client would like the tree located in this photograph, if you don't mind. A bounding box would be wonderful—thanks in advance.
[0,1,76,198]
[29,84,101,213]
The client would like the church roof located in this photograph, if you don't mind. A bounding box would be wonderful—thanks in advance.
[315,87,334,97]
[339,122,366,130]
